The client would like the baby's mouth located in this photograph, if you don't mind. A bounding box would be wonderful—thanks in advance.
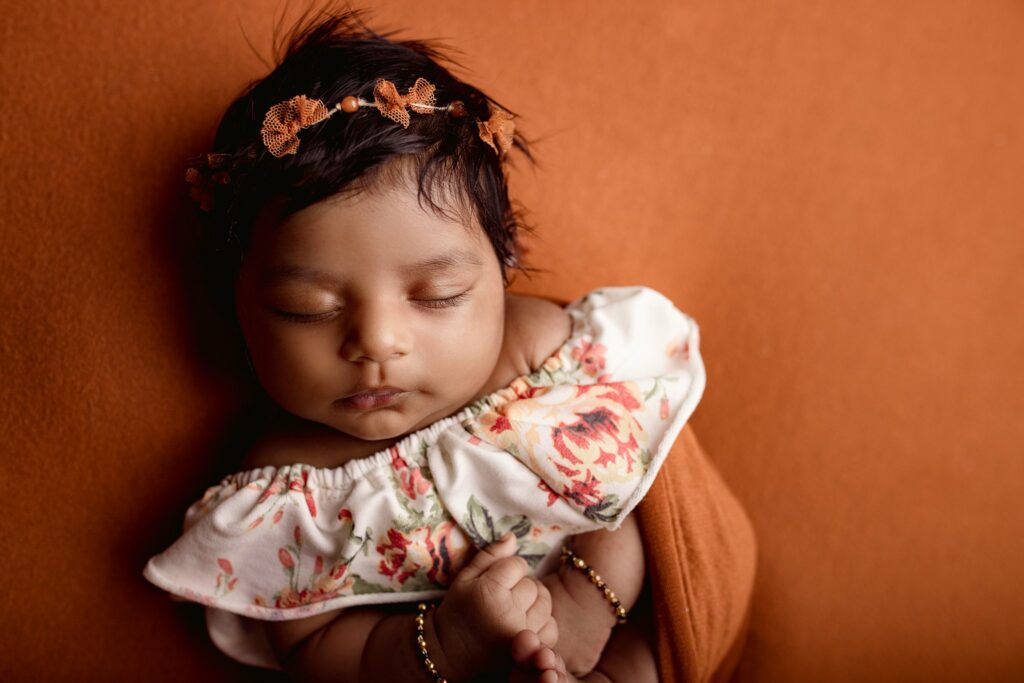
[337,387,410,411]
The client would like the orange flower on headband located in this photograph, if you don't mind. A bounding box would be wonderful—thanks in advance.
[477,106,515,156]
[261,95,332,158]
[372,77,437,128]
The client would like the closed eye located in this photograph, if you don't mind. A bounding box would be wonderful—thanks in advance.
[271,309,339,323]
[413,292,470,309]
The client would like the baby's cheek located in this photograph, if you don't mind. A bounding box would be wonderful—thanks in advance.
[249,331,338,406]
[427,320,502,386]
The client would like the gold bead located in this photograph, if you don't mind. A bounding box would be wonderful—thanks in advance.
[574,557,586,569]
[340,95,360,113]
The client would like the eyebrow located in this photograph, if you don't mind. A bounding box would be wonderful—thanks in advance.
[261,249,484,285]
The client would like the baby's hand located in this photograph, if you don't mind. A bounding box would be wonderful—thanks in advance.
[431,533,556,679]
[510,629,576,683]
[541,570,616,676]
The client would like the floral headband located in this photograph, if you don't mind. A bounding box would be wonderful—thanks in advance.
[186,76,516,212]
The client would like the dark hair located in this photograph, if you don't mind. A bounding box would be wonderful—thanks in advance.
[193,4,537,315]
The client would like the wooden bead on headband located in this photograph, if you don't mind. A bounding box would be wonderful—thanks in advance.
[259,76,515,158]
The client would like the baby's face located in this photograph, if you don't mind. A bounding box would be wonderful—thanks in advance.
[234,180,506,441]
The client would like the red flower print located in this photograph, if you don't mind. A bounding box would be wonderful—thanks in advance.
[376,524,469,588]
[490,415,512,434]
[468,435,482,445]
[660,396,669,420]
[272,508,284,525]
[217,558,234,575]
[338,508,352,521]
[594,432,640,472]
[288,470,309,493]
[377,528,416,584]
[402,467,431,499]
[390,449,432,501]
[540,382,646,480]
[666,337,691,360]
[330,562,348,580]
[257,474,284,504]
[571,340,607,377]
[273,586,340,610]
[509,377,545,400]
[552,407,621,465]
[563,470,603,509]
[537,480,559,507]
[389,446,408,471]
[279,548,295,570]
[576,382,642,410]
[313,555,323,575]
[293,525,302,545]
[227,577,238,591]
[248,515,264,530]
[305,491,318,517]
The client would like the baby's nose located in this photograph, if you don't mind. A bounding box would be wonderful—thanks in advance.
[340,299,412,363]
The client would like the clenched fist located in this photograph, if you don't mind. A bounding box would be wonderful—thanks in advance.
[428,533,558,680]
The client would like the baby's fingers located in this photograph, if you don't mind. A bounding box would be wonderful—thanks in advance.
[523,580,553,630]
[511,575,539,609]
[455,533,517,583]
[481,554,530,590]
[537,616,559,649]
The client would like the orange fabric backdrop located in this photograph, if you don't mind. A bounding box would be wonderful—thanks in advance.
[1,1,1022,681]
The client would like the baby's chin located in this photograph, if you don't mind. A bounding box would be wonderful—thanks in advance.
[325,406,439,443]
[319,387,488,443]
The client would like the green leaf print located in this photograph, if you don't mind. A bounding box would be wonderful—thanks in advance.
[516,539,550,569]
[584,494,622,524]
[464,495,497,546]
[498,514,532,539]
[400,571,435,593]
[351,575,396,595]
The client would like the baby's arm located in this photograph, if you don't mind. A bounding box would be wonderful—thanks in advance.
[264,534,556,682]
[542,514,646,677]
[493,296,652,676]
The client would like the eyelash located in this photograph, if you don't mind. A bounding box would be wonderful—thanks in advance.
[274,292,470,323]
[413,292,470,309]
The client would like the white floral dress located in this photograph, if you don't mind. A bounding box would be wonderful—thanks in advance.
[143,286,706,669]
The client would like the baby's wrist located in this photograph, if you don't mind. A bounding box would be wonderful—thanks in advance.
[556,563,619,630]
[425,603,481,682]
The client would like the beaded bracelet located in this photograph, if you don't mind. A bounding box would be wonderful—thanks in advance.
[415,602,449,683]
[560,545,628,625]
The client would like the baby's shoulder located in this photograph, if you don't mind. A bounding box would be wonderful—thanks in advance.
[503,293,573,373]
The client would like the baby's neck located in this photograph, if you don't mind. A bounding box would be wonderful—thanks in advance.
[258,377,500,469]
[258,407,408,468]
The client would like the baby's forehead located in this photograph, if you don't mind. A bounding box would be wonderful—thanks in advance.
[245,185,490,274]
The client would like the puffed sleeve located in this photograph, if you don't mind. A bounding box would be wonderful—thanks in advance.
[427,286,706,539]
